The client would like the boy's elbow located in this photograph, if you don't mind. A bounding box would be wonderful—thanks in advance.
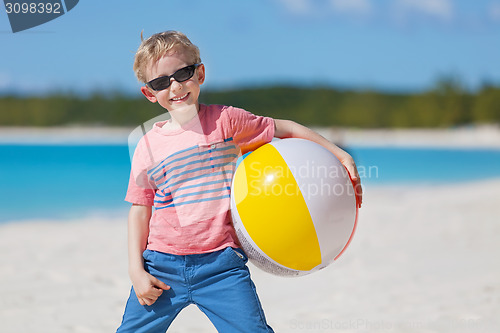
[274,119,297,138]
[129,204,152,222]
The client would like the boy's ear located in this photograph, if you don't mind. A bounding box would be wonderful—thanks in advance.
[140,86,157,103]
[197,64,205,85]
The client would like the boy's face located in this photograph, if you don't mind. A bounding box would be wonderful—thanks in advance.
[141,50,205,113]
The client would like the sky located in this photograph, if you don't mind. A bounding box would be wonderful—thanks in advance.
[1,0,500,96]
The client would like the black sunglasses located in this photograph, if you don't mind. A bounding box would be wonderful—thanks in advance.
[146,63,201,91]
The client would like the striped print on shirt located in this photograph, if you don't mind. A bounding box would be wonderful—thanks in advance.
[148,138,239,210]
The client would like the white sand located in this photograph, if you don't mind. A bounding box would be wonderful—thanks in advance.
[2,125,500,148]
[1,180,499,332]
[314,125,500,148]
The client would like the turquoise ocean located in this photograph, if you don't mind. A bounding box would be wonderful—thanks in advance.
[1,144,500,223]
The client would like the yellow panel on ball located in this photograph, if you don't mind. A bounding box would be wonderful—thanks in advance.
[232,144,322,271]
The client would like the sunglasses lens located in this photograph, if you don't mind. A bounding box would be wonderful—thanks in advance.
[150,76,171,91]
[173,65,196,82]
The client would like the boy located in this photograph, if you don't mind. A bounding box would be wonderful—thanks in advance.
[117,30,362,332]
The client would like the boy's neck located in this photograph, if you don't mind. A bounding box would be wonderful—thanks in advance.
[167,102,200,129]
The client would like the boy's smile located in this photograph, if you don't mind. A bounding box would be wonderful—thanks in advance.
[170,92,190,103]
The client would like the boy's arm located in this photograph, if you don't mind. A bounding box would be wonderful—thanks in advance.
[274,119,363,207]
[128,204,170,306]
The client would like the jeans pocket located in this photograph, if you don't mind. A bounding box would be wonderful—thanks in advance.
[142,249,158,268]
[143,249,152,260]
[226,247,248,266]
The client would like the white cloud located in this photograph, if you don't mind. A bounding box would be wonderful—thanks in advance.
[330,0,372,16]
[275,0,312,15]
[393,0,454,22]
[274,0,373,19]
[490,2,500,22]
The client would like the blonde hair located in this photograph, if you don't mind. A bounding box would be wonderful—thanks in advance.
[133,30,201,83]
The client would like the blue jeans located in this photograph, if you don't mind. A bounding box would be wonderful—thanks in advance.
[116,247,274,333]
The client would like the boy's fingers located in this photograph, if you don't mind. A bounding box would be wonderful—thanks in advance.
[150,287,163,297]
[140,292,160,306]
[345,165,363,208]
[344,162,362,208]
[152,277,170,290]
[143,297,154,306]
[349,164,360,180]
[341,160,359,180]
[354,181,363,208]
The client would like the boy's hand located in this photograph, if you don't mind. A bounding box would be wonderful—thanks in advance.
[339,154,363,208]
[130,269,170,306]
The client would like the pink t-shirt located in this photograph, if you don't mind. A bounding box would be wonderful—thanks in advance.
[125,104,275,255]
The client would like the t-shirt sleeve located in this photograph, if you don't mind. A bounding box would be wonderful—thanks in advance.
[124,138,156,206]
[225,106,275,153]
[125,171,155,206]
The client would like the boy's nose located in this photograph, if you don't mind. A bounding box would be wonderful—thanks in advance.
[170,78,182,91]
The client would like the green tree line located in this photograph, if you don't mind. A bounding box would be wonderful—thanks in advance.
[1,81,499,128]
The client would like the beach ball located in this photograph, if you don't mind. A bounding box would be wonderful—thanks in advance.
[231,138,358,276]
